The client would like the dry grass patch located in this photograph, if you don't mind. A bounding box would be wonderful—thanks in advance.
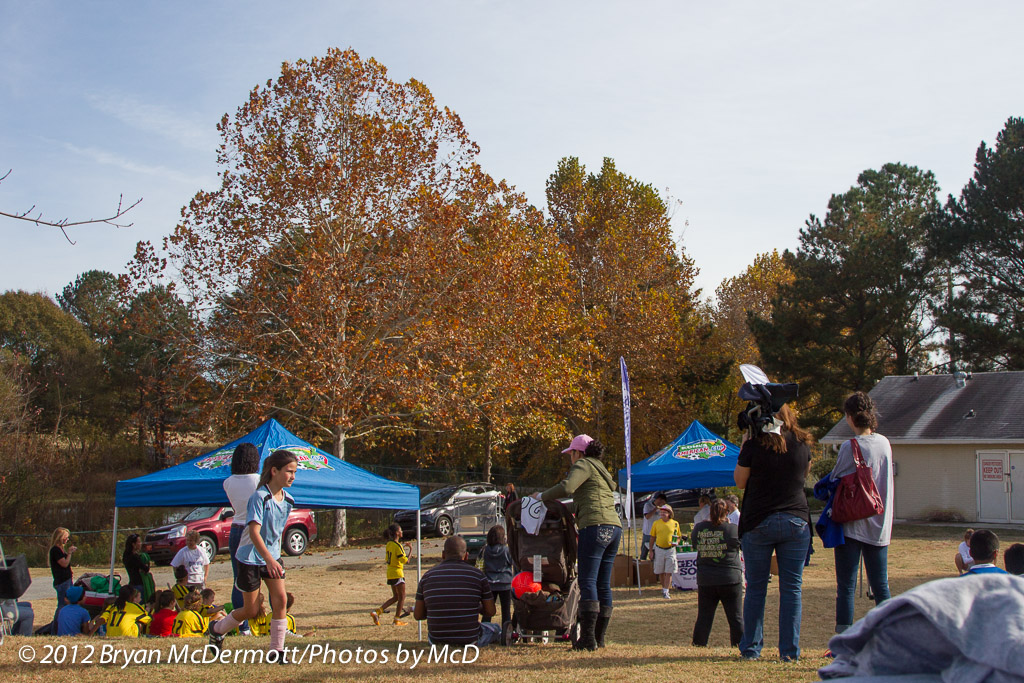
[2,524,1020,682]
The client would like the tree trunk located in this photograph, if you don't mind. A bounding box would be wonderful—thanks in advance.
[330,426,348,546]
[483,415,492,483]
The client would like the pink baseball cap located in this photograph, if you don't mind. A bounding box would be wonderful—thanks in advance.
[562,434,594,454]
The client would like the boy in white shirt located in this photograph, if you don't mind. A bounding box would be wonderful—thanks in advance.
[171,530,210,589]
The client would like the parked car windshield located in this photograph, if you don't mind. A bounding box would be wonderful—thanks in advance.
[182,506,220,522]
[420,487,456,507]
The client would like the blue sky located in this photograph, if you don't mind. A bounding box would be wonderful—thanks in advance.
[2,1,1023,301]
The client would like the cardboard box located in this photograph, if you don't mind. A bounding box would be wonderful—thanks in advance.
[611,554,630,587]
[618,557,657,586]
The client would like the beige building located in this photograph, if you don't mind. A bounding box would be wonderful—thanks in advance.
[821,371,1024,524]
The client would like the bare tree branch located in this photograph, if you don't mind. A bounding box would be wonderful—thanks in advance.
[0,169,142,244]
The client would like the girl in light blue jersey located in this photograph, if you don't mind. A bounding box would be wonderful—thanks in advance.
[209,449,297,660]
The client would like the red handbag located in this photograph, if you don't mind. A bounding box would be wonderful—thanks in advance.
[830,438,884,524]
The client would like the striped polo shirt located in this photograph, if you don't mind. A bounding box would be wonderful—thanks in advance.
[416,559,494,645]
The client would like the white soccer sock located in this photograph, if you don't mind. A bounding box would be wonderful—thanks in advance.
[270,618,288,651]
[214,613,242,635]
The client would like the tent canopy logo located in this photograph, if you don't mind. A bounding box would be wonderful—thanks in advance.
[672,439,726,460]
[195,444,335,471]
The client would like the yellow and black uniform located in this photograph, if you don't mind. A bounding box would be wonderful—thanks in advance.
[100,601,152,637]
[386,540,409,584]
[172,609,209,637]
[250,612,297,637]
[172,584,191,611]
[651,518,682,549]
[201,603,222,619]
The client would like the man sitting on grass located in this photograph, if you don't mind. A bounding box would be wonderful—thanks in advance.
[962,529,1008,576]
[414,536,500,647]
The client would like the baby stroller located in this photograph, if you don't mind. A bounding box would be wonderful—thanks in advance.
[502,498,579,646]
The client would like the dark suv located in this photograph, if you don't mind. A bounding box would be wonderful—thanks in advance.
[394,482,500,538]
[143,506,318,564]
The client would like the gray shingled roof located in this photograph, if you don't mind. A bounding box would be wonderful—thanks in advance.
[821,371,1024,444]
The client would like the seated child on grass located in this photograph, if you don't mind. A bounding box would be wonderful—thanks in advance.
[172,565,191,610]
[962,529,1008,575]
[98,586,152,637]
[250,592,313,637]
[56,585,102,637]
[954,528,975,574]
[201,588,227,621]
[148,590,178,637]
[172,590,210,637]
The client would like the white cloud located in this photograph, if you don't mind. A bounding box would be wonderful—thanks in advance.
[86,92,218,151]
[63,142,212,187]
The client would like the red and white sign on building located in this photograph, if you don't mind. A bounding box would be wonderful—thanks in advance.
[981,459,1004,482]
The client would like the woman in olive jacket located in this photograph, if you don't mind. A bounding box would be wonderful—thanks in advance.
[535,435,621,651]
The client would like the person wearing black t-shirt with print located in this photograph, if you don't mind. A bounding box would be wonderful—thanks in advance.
[733,405,813,662]
[691,499,743,647]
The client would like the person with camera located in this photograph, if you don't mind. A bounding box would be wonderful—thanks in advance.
[828,391,893,633]
[734,403,813,662]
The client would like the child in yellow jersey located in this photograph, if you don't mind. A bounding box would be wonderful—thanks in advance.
[649,504,682,599]
[98,586,152,637]
[172,565,191,610]
[172,590,209,637]
[250,592,304,636]
[200,588,227,620]
[371,523,412,626]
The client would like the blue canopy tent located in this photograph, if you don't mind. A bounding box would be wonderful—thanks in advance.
[114,418,419,509]
[108,419,422,613]
[618,420,739,493]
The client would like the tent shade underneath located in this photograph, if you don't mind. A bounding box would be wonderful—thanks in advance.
[619,420,740,493]
[115,419,419,510]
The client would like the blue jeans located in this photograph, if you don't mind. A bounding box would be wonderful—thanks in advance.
[52,578,73,629]
[834,538,890,631]
[228,524,250,632]
[577,524,622,606]
[739,512,810,661]
[428,621,501,647]
[14,601,35,636]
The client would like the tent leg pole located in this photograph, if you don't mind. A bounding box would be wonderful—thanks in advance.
[416,510,422,642]
[109,507,119,597]
[634,513,642,596]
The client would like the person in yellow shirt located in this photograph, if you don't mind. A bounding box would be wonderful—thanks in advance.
[98,586,152,637]
[649,504,682,599]
[371,524,412,626]
[250,592,302,636]
[172,565,191,611]
[172,590,209,637]
[200,588,227,620]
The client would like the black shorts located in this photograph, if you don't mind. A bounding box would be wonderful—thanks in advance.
[235,560,285,593]
[387,577,405,586]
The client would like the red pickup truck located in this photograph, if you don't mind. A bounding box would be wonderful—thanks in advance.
[143,506,317,564]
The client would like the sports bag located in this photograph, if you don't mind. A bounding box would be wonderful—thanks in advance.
[830,438,884,524]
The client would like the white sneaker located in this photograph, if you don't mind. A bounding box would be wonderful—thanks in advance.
[662,590,671,599]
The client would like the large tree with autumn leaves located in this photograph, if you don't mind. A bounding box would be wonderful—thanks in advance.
[129,48,588,544]
[546,157,715,462]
